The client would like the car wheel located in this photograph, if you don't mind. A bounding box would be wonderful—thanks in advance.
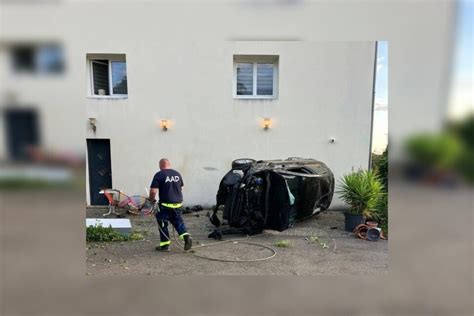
[232,158,256,169]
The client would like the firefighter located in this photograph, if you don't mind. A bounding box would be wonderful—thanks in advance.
[148,158,192,252]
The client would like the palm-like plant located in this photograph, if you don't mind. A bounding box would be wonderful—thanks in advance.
[337,170,384,218]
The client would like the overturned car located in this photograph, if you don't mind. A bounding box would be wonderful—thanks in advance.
[209,158,335,236]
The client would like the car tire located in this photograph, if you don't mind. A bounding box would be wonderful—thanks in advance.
[231,158,256,169]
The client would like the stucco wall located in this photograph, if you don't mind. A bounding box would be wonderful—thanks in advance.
[84,41,375,207]
[0,1,456,207]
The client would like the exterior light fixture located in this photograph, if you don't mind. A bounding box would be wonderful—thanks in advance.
[89,117,97,133]
[262,118,272,130]
[159,119,170,131]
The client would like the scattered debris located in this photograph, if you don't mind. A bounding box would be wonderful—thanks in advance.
[274,240,291,248]
[262,229,281,235]
[129,232,145,241]
[183,205,203,214]
[208,229,223,240]
[306,234,332,250]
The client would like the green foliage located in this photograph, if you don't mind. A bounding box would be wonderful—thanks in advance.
[448,115,474,183]
[448,114,474,149]
[129,232,145,241]
[337,170,384,218]
[455,148,474,183]
[307,235,319,243]
[86,224,144,242]
[307,235,329,249]
[405,133,463,170]
[274,240,291,248]
[373,193,388,235]
[372,147,388,190]
[406,128,474,184]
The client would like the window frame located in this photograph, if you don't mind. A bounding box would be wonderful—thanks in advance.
[233,59,278,100]
[88,56,128,98]
[9,43,65,75]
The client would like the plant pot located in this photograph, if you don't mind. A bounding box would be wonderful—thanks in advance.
[344,212,365,232]
[366,227,381,241]
[366,221,378,228]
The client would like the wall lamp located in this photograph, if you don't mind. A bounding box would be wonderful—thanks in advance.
[159,119,171,131]
[89,117,97,133]
[262,117,272,130]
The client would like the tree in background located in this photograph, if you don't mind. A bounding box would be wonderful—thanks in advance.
[371,146,388,235]
[448,114,474,183]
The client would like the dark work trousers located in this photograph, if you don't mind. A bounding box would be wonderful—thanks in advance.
[155,204,188,246]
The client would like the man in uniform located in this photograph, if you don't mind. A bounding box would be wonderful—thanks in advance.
[149,158,192,252]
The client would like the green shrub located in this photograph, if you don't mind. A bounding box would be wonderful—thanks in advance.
[372,147,388,190]
[405,133,463,170]
[373,193,388,235]
[455,148,474,183]
[337,170,384,218]
[449,115,474,183]
[86,224,129,242]
[129,232,145,241]
[448,114,474,149]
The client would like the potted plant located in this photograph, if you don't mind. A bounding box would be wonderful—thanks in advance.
[337,170,384,232]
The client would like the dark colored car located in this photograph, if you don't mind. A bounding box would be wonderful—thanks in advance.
[209,158,335,235]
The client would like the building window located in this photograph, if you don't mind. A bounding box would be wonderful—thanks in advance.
[10,43,65,74]
[234,55,278,99]
[88,54,127,97]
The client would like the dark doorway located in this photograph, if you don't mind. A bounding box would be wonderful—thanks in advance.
[4,108,40,161]
[87,139,112,205]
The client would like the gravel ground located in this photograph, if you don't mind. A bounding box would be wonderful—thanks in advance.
[86,209,388,276]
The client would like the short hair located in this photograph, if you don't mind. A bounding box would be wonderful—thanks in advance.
[159,158,170,166]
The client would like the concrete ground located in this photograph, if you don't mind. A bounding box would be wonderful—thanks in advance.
[3,184,472,315]
[86,209,388,276]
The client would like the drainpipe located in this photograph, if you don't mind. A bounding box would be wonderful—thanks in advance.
[368,41,378,170]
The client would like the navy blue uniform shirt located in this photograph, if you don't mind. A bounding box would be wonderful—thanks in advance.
[150,169,184,203]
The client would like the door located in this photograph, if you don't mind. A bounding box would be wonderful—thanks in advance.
[4,108,40,161]
[87,139,112,205]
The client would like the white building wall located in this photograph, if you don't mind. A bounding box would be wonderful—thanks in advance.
[0,1,456,207]
[84,41,375,207]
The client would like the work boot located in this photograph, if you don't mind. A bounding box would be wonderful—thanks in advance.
[183,235,193,251]
[155,245,170,252]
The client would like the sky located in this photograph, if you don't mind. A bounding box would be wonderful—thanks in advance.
[372,41,388,154]
[448,0,473,119]
[372,0,473,153]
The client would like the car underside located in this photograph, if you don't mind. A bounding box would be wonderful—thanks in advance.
[209,158,335,237]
